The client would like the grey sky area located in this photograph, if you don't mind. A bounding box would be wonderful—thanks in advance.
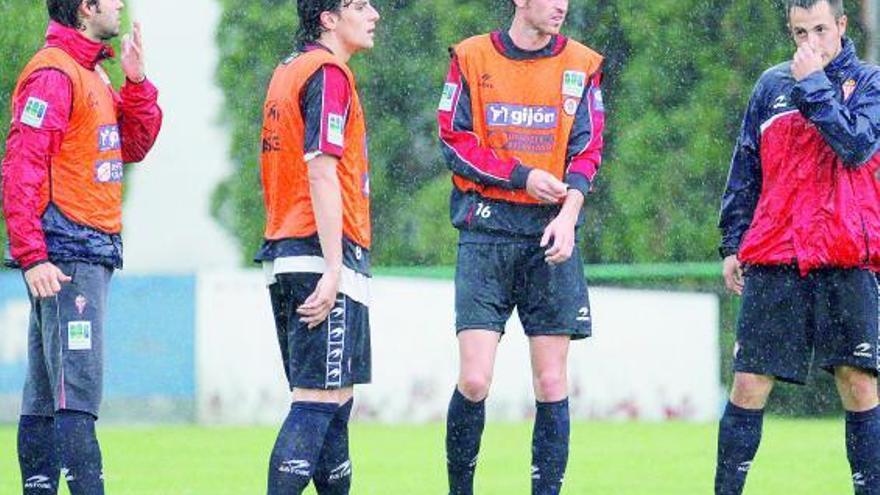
[122,0,239,272]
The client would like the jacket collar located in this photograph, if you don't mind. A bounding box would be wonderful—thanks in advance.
[824,37,857,83]
[44,21,114,70]
[491,30,567,61]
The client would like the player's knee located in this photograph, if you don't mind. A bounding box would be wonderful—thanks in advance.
[836,367,879,409]
[730,373,773,408]
[533,369,567,402]
[458,373,492,401]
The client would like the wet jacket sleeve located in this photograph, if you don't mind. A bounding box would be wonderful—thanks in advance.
[116,77,163,163]
[791,70,880,167]
[437,54,532,190]
[1,69,72,269]
[565,70,605,198]
[301,64,351,161]
[718,83,763,258]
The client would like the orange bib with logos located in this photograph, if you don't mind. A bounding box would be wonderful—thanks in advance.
[13,47,124,234]
[261,50,371,249]
[452,35,602,204]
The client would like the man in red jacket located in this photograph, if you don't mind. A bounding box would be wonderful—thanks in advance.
[717,1,880,493]
[1,1,162,493]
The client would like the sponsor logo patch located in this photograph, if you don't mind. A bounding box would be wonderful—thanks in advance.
[562,70,587,97]
[21,97,49,128]
[98,124,121,151]
[327,113,344,147]
[95,160,124,183]
[593,87,605,112]
[487,130,556,153]
[438,83,458,111]
[486,104,558,129]
[68,321,92,351]
[843,79,857,101]
[279,459,310,476]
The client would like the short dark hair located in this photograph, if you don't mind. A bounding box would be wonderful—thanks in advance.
[47,0,98,29]
[786,0,845,20]
[296,0,349,47]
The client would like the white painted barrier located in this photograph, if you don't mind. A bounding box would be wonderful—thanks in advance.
[196,273,720,424]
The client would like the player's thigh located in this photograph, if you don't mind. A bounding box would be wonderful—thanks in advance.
[278,273,371,391]
[516,244,591,339]
[41,262,111,416]
[814,268,880,376]
[734,265,812,384]
[455,242,516,333]
[21,291,55,417]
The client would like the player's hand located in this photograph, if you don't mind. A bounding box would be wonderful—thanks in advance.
[541,214,577,265]
[24,262,72,298]
[296,270,342,329]
[121,21,146,83]
[792,43,823,81]
[526,169,568,204]
[722,255,744,296]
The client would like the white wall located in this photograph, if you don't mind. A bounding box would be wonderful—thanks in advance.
[196,273,721,424]
[122,0,239,272]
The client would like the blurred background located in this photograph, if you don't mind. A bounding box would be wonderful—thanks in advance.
[1,0,879,491]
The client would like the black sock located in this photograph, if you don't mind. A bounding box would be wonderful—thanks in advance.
[446,388,485,495]
[267,401,338,495]
[19,415,59,494]
[55,409,104,495]
[531,398,570,495]
[714,401,764,495]
[314,399,354,495]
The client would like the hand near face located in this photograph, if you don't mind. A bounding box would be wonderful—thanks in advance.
[121,21,146,83]
[792,43,824,81]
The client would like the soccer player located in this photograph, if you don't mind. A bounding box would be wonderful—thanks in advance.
[255,0,378,493]
[717,1,880,493]
[1,1,162,494]
[437,0,604,493]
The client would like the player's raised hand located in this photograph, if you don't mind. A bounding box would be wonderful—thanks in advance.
[297,271,341,329]
[722,255,744,296]
[121,21,146,83]
[792,43,823,81]
[24,262,72,298]
[526,169,568,204]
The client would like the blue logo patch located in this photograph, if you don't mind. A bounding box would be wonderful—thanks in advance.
[485,104,558,129]
[95,160,124,183]
[97,125,121,151]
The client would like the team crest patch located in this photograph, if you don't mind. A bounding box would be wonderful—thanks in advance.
[98,125,121,151]
[843,79,856,101]
[563,98,578,116]
[75,294,88,315]
[562,71,587,97]
[593,87,605,112]
[95,159,124,183]
[68,321,92,350]
[327,113,344,147]
[438,83,458,111]
[21,97,49,128]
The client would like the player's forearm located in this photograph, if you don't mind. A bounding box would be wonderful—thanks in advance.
[307,154,344,274]
[118,78,163,163]
[556,188,584,224]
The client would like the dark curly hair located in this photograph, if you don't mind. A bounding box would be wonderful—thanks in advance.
[297,0,352,47]
[47,0,99,29]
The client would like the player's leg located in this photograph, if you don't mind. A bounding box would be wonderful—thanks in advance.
[447,242,513,495]
[19,289,60,495]
[313,293,371,494]
[447,330,501,495]
[267,273,365,495]
[43,262,110,495]
[715,265,810,495]
[517,243,589,495]
[816,269,880,495]
[528,335,570,495]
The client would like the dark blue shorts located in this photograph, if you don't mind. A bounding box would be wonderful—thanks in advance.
[734,265,880,384]
[455,241,591,339]
[269,273,371,390]
[22,261,112,418]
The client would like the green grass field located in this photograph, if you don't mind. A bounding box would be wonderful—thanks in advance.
[0,419,854,494]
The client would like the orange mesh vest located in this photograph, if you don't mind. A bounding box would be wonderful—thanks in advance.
[13,47,124,234]
[261,50,371,249]
[453,35,602,204]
